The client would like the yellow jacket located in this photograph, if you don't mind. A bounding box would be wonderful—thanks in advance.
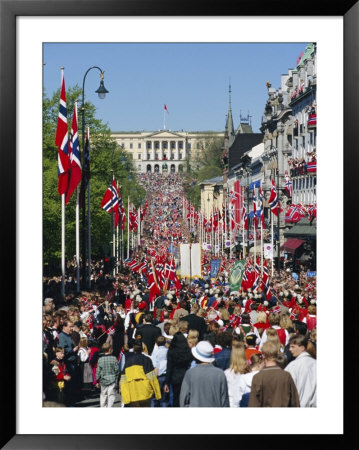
[120,354,161,405]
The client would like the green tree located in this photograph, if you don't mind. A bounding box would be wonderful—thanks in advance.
[43,86,145,269]
[184,135,223,207]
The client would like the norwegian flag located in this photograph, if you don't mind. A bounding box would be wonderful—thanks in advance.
[284,170,293,197]
[106,326,115,335]
[307,204,317,222]
[55,69,71,196]
[129,205,138,232]
[252,256,261,290]
[65,103,82,204]
[261,259,269,291]
[242,200,248,230]
[307,160,317,172]
[258,185,265,229]
[164,104,169,113]
[252,188,258,232]
[265,278,271,301]
[269,178,283,217]
[285,204,306,224]
[101,180,120,225]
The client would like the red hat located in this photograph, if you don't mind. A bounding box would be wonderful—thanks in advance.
[138,301,147,310]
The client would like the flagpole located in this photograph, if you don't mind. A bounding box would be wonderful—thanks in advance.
[61,194,66,297]
[87,127,92,290]
[127,197,130,259]
[76,187,80,291]
[138,206,141,249]
[271,213,274,276]
[261,221,263,276]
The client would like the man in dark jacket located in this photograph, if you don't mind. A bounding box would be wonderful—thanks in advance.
[58,320,80,404]
[179,303,207,340]
[135,313,161,355]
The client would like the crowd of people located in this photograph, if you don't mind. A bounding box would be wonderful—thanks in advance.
[43,173,317,408]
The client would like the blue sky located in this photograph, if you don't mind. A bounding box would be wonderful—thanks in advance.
[43,42,308,133]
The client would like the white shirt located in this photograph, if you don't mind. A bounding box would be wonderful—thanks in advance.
[285,351,317,407]
[237,370,259,405]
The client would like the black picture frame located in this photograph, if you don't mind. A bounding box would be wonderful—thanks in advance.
[1,0,356,448]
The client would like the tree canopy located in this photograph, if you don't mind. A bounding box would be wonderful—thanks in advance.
[184,136,223,207]
[43,85,145,269]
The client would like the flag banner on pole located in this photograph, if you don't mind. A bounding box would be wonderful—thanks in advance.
[55,69,71,195]
[210,259,221,279]
[65,103,82,204]
[229,260,246,294]
[263,243,273,259]
[269,178,283,216]
[164,104,169,113]
[100,180,120,227]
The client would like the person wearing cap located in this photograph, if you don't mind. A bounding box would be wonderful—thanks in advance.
[179,340,229,407]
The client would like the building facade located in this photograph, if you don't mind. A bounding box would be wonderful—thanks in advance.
[287,42,317,205]
[111,130,224,174]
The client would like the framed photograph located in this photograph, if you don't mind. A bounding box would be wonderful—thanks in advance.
[2,0,355,448]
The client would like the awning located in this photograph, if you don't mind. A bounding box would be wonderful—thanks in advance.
[281,238,305,253]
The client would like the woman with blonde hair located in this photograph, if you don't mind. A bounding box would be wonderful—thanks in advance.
[238,353,265,407]
[224,340,251,407]
[279,313,294,334]
[78,337,93,392]
[265,327,283,354]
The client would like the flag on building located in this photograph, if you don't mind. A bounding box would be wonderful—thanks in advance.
[55,69,71,196]
[65,103,82,204]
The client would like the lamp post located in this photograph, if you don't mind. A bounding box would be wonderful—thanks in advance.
[240,154,252,257]
[80,67,109,290]
[265,145,282,281]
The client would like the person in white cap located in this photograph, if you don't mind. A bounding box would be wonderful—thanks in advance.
[179,341,229,407]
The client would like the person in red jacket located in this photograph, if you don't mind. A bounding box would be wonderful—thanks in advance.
[50,347,71,404]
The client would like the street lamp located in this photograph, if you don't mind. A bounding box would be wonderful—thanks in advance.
[240,154,252,257]
[265,146,281,281]
[80,66,109,290]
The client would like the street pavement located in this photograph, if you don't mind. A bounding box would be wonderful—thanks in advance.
[72,388,123,408]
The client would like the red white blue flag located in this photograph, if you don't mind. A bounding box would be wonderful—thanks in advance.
[65,102,82,204]
[101,179,120,215]
[55,69,71,195]
[269,178,283,217]
[242,200,248,230]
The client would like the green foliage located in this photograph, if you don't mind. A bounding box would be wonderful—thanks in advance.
[43,86,145,266]
[184,136,223,207]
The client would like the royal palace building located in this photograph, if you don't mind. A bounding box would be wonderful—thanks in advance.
[111,130,224,174]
